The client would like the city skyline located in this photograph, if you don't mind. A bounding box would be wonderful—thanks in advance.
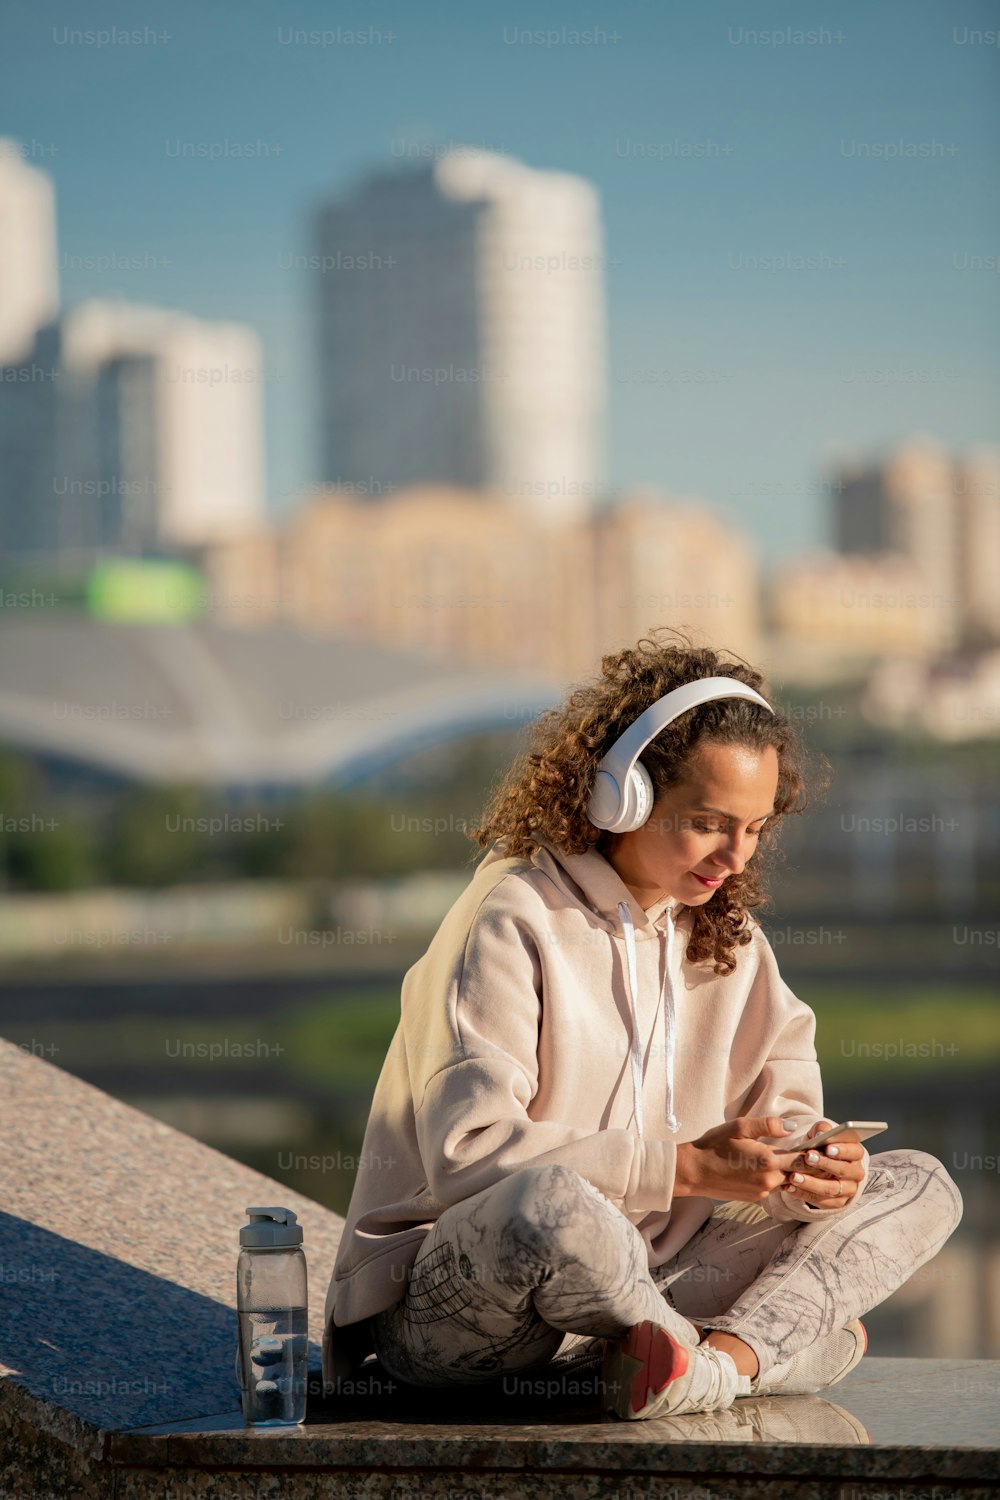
[2,0,997,559]
[2,135,997,686]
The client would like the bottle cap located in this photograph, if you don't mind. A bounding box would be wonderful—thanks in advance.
[240,1207,303,1248]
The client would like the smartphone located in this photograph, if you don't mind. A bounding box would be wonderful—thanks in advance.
[764,1120,889,1155]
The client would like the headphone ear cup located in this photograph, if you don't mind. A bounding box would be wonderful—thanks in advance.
[587,769,623,830]
[619,761,655,833]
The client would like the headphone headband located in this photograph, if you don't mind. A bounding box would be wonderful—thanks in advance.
[588,676,775,833]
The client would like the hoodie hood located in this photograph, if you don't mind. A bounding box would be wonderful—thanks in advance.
[479,837,686,933]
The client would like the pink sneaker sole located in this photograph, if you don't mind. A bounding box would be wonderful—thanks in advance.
[603,1320,691,1419]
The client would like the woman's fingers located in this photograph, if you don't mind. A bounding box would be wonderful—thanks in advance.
[787,1142,865,1194]
[787,1185,855,1208]
[781,1127,866,1206]
[790,1174,854,1199]
[787,1170,842,1198]
[800,1147,864,1178]
[821,1141,865,1161]
[786,1152,865,1205]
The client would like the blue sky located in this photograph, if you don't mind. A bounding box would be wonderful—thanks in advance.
[3,0,998,558]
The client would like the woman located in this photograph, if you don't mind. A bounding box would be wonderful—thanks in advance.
[322,631,963,1419]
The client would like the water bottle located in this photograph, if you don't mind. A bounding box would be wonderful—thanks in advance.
[236,1207,308,1426]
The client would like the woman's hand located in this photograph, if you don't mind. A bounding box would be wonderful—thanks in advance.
[780,1118,866,1210]
[675,1115,810,1204]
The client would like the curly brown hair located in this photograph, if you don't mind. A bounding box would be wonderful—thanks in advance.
[469,627,832,976]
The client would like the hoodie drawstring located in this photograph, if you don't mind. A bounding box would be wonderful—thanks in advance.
[618,901,645,1140]
[617,900,682,1140]
[661,905,682,1134]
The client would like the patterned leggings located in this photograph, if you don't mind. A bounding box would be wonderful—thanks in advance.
[371,1150,963,1388]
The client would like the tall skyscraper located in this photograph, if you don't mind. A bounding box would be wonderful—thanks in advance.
[315,149,607,519]
[0,141,59,365]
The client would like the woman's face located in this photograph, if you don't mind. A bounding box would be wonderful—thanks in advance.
[604,740,779,908]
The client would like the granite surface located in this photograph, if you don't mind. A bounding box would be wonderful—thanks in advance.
[99,1356,999,1479]
[0,1035,343,1433]
[1,1037,998,1500]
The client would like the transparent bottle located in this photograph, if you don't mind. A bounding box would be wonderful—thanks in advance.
[236,1207,308,1426]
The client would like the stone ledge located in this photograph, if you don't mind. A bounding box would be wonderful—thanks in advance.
[101,1356,998,1479]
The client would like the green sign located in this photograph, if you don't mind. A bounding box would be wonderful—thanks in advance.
[86,560,207,622]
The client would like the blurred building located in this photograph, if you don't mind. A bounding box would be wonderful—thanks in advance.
[1,300,266,563]
[315,149,606,519]
[0,322,63,555]
[955,448,1000,644]
[202,484,599,677]
[0,612,561,790]
[0,140,59,365]
[834,437,953,566]
[198,483,761,680]
[766,551,957,677]
[828,436,1000,651]
[61,300,266,551]
[595,490,762,664]
[765,438,1000,727]
[0,143,62,557]
[862,648,1000,741]
[0,142,266,565]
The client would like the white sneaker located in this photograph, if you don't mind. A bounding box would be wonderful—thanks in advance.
[744,1319,868,1397]
[602,1319,751,1421]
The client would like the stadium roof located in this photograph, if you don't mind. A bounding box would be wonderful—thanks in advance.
[0,616,565,788]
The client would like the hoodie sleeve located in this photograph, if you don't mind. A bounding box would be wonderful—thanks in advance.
[737,929,873,1222]
[411,894,676,1214]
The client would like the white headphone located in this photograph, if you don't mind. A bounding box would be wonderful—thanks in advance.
[587,676,775,834]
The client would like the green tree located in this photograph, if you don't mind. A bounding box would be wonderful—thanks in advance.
[107,785,208,886]
[5,821,97,891]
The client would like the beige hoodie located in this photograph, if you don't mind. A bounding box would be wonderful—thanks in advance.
[322,837,870,1385]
